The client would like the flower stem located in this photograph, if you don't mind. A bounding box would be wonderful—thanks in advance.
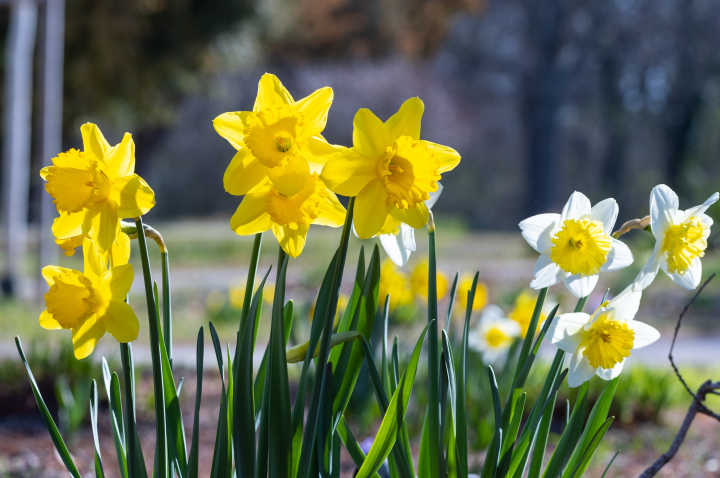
[120,342,140,478]
[134,216,168,478]
[161,250,172,370]
[427,211,440,478]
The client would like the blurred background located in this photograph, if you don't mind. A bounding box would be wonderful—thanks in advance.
[1,0,720,476]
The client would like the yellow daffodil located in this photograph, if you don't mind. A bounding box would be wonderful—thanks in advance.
[547,286,659,387]
[509,290,549,337]
[52,211,131,265]
[230,173,346,257]
[40,123,155,253]
[633,185,719,291]
[457,274,488,312]
[320,98,461,239]
[519,191,633,298]
[410,260,448,304]
[39,239,139,359]
[378,259,414,312]
[229,279,276,309]
[214,73,344,198]
[468,305,521,363]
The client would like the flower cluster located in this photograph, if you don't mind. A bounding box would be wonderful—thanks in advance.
[39,123,155,358]
[519,186,718,387]
[214,74,461,258]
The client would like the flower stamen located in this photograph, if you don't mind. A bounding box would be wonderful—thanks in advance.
[550,219,612,275]
[662,218,709,274]
[581,318,634,369]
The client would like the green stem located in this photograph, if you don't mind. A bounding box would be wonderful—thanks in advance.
[574,295,589,313]
[427,212,440,478]
[121,342,138,478]
[234,232,263,372]
[297,197,355,478]
[161,250,172,370]
[134,217,168,478]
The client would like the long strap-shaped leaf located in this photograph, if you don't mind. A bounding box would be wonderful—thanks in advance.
[355,321,432,478]
[89,380,106,478]
[455,272,477,478]
[541,382,589,478]
[101,359,128,478]
[15,337,82,478]
[186,327,204,478]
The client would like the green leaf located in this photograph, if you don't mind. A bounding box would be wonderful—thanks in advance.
[268,251,292,478]
[542,382,589,478]
[234,233,263,372]
[418,409,431,478]
[526,389,557,478]
[317,364,334,478]
[511,288,548,388]
[481,366,503,478]
[601,451,619,478]
[569,418,614,478]
[455,272,477,478]
[210,384,229,478]
[89,380,106,478]
[235,268,272,478]
[445,272,459,330]
[427,222,441,478]
[563,378,619,478]
[337,416,381,478]
[15,337,81,478]
[120,343,148,478]
[287,331,361,363]
[186,328,204,478]
[355,321,431,478]
[101,359,127,478]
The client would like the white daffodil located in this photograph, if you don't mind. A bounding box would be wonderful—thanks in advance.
[633,185,718,291]
[356,183,443,266]
[519,191,634,298]
[547,286,659,387]
[468,305,521,363]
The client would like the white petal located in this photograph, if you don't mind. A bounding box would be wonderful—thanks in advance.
[601,238,634,271]
[498,320,522,337]
[519,213,560,253]
[379,233,410,266]
[650,184,679,237]
[547,312,590,352]
[561,192,592,221]
[590,198,619,233]
[400,224,416,251]
[480,304,507,323]
[666,257,702,290]
[607,286,641,322]
[595,360,625,381]
[425,182,443,209]
[679,192,719,223]
[563,274,599,298]
[696,213,714,228]
[627,321,660,348]
[567,348,596,388]
[632,242,664,291]
[530,255,565,289]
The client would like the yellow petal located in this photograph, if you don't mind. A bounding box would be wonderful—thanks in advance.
[72,314,106,359]
[81,123,111,163]
[271,223,308,258]
[378,215,402,235]
[224,149,270,196]
[295,87,332,137]
[41,265,74,286]
[44,272,93,328]
[254,73,294,112]
[390,202,429,229]
[422,140,461,174]
[266,154,311,196]
[52,211,84,239]
[40,166,51,180]
[57,235,85,256]
[213,111,252,149]
[304,136,346,174]
[319,148,376,196]
[353,108,392,159]
[99,264,134,301]
[83,201,119,253]
[313,191,347,227]
[39,309,63,330]
[230,190,272,235]
[43,151,95,213]
[101,301,139,343]
[109,232,131,266]
[106,133,135,180]
[385,97,424,141]
[112,174,156,218]
[354,178,392,239]
[83,238,107,282]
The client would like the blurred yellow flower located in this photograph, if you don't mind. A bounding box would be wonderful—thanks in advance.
[320,98,461,239]
[229,280,276,310]
[457,275,488,312]
[40,123,155,252]
[230,174,346,257]
[214,73,344,198]
[378,259,414,312]
[509,290,547,337]
[410,260,448,304]
[309,293,349,328]
[40,239,139,359]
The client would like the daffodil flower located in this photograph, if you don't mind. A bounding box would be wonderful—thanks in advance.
[52,211,131,265]
[320,98,461,239]
[39,239,140,359]
[214,73,344,198]
[378,259,414,312]
[457,274,488,312]
[546,286,659,387]
[519,191,633,298]
[633,185,719,291]
[40,123,155,253]
[468,305,521,363]
[509,290,554,337]
[410,259,449,304]
[229,173,346,257]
